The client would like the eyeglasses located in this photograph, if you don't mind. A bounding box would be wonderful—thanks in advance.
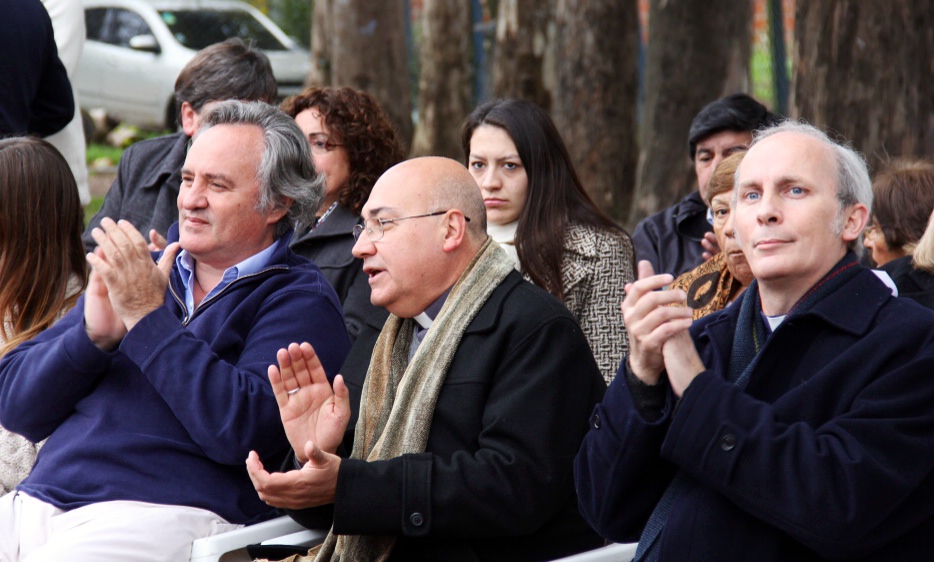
[865,222,880,237]
[352,210,471,242]
[308,133,342,156]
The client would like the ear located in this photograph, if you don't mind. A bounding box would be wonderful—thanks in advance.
[264,198,292,226]
[841,203,869,244]
[180,102,199,136]
[440,210,468,253]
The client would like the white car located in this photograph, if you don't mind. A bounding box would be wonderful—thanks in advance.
[76,0,310,130]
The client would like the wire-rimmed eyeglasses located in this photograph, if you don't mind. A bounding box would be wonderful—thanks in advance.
[308,133,342,156]
[352,211,471,242]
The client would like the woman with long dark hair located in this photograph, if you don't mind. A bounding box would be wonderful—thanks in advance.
[461,98,635,383]
[0,137,87,493]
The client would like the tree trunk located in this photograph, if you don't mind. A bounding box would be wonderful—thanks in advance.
[792,1,934,174]
[410,0,472,159]
[307,0,331,85]
[551,0,639,225]
[629,0,752,228]
[491,0,551,110]
[310,0,413,149]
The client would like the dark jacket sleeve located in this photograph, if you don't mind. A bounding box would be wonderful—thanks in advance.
[632,218,661,274]
[0,0,73,137]
[28,37,74,137]
[331,314,602,539]
[574,359,679,542]
[664,359,934,558]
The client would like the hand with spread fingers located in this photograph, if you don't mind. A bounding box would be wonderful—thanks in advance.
[621,260,695,386]
[268,342,351,463]
[84,217,180,349]
[701,230,721,261]
[246,440,340,509]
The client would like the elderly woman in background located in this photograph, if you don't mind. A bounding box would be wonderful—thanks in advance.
[670,151,752,319]
[0,137,87,494]
[869,159,934,308]
[864,159,934,268]
[280,87,406,339]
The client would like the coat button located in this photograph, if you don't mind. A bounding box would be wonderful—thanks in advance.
[592,413,601,429]
[410,512,424,527]
[719,434,736,451]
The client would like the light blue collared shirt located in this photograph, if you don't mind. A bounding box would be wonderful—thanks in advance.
[175,237,283,316]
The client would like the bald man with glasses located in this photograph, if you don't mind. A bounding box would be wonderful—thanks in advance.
[247,157,605,561]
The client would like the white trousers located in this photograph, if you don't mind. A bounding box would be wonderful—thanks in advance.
[0,492,241,562]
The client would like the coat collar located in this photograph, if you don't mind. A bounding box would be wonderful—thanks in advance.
[141,132,189,191]
[366,271,523,335]
[290,204,361,247]
[699,266,892,344]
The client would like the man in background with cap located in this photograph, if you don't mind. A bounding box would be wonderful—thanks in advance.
[632,93,780,277]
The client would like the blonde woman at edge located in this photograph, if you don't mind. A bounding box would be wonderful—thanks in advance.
[461,98,635,384]
[0,137,87,494]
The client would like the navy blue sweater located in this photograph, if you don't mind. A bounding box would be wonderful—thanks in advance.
[0,234,350,524]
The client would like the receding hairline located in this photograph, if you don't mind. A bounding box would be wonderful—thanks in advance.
[367,157,486,235]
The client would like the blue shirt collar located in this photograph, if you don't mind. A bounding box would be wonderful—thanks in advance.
[175,237,283,315]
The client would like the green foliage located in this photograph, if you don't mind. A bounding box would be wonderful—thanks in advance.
[86,143,123,167]
[243,0,311,47]
[751,42,774,107]
[84,196,104,227]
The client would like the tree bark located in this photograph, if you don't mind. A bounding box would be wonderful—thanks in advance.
[629,0,752,228]
[792,1,934,174]
[410,0,472,159]
[310,0,413,149]
[551,0,639,225]
[307,0,331,86]
[490,0,551,110]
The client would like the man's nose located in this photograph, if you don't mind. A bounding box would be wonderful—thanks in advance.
[756,192,781,224]
[352,230,375,258]
[179,180,209,212]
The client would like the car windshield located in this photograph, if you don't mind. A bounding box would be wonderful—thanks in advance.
[158,9,287,51]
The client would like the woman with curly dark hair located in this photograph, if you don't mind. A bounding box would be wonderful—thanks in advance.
[281,87,406,339]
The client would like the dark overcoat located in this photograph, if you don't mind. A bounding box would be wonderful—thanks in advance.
[576,267,934,560]
[291,271,606,561]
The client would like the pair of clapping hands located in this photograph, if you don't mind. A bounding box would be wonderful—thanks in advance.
[247,343,350,509]
[622,261,706,397]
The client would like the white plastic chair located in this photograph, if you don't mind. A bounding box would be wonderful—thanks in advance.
[189,515,326,562]
[551,542,638,562]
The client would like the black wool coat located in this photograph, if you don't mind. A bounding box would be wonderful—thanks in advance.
[290,271,606,561]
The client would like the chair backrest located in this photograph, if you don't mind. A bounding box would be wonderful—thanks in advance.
[551,542,638,562]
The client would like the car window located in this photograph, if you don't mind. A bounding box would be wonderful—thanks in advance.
[111,8,153,47]
[85,8,109,41]
[158,9,286,51]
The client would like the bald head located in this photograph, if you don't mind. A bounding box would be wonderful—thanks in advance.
[354,157,491,317]
[379,157,487,241]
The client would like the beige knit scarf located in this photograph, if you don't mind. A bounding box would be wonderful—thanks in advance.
[273,237,514,562]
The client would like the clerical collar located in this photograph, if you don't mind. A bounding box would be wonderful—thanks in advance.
[412,288,452,331]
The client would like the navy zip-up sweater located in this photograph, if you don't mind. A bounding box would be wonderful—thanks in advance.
[0,230,350,524]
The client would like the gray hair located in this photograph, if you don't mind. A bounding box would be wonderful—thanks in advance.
[739,120,872,254]
[432,172,488,241]
[197,100,323,238]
